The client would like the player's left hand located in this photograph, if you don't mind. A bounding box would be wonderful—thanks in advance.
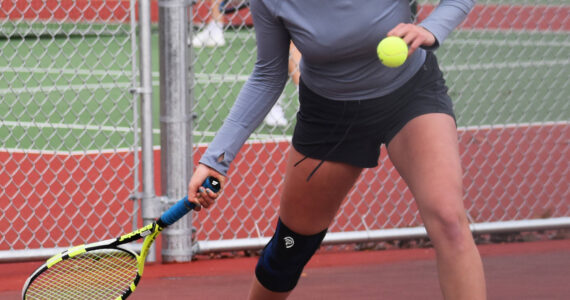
[387,23,436,56]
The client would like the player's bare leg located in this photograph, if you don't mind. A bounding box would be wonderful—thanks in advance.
[387,113,486,300]
[279,149,362,235]
[247,147,362,300]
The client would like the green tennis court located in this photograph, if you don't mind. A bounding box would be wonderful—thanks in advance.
[1,23,568,152]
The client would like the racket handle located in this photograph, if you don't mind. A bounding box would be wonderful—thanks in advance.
[158,176,221,226]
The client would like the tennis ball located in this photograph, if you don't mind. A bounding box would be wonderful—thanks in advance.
[377,36,408,68]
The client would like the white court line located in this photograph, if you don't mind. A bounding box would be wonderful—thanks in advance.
[225,29,570,41]
[0,74,249,96]
[0,66,249,82]
[0,82,130,96]
[455,27,570,35]
[1,57,568,95]
[0,114,284,153]
[1,121,567,154]
[1,32,567,83]
[1,120,138,133]
[442,59,570,72]
[447,39,570,47]
[457,120,569,132]
[0,119,292,140]
[229,29,570,39]
[0,66,127,77]
[5,120,566,133]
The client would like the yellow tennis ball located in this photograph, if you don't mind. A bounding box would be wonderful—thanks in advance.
[377,36,408,68]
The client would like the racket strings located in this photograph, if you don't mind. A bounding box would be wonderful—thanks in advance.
[25,249,138,300]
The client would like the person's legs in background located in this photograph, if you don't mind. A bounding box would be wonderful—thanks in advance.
[193,2,301,126]
[192,0,226,47]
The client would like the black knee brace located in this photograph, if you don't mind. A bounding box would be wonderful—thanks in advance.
[255,218,327,292]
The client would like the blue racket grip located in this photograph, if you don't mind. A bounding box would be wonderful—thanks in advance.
[158,176,221,226]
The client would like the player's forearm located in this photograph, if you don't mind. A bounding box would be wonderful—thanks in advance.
[199,69,288,175]
[199,0,291,175]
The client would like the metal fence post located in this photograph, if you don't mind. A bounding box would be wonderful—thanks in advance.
[158,0,194,262]
[137,0,159,263]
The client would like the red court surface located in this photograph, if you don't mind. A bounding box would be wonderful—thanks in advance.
[3,239,569,300]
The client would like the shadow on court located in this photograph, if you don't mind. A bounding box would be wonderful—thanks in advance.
[2,239,569,300]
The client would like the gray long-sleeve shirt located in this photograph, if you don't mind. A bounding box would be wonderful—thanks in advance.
[200,0,475,175]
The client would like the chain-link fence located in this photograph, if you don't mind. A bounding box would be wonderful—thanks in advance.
[0,0,141,260]
[1,0,568,261]
[187,0,569,252]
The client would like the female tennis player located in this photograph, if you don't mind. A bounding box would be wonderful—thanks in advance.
[189,0,486,299]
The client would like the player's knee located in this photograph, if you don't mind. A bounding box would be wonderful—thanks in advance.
[255,218,327,292]
[428,208,470,247]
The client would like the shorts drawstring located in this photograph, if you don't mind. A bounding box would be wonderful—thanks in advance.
[295,100,361,181]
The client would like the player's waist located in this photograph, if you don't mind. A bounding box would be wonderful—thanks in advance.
[300,50,426,101]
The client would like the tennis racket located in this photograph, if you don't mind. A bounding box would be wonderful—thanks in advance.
[22,176,221,300]
[219,0,249,14]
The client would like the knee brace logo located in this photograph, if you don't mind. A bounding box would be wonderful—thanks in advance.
[284,236,295,248]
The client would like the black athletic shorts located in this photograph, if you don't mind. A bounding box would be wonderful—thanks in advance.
[292,51,455,168]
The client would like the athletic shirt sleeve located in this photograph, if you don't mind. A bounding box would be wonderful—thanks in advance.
[199,0,290,175]
[419,0,475,49]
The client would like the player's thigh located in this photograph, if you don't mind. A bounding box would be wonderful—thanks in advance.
[386,113,464,216]
[279,147,362,235]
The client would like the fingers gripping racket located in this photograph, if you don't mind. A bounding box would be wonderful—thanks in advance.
[22,177,221,300]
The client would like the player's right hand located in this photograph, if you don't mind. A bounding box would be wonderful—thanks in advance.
[188,164,225,210]
[387,23,437,56]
